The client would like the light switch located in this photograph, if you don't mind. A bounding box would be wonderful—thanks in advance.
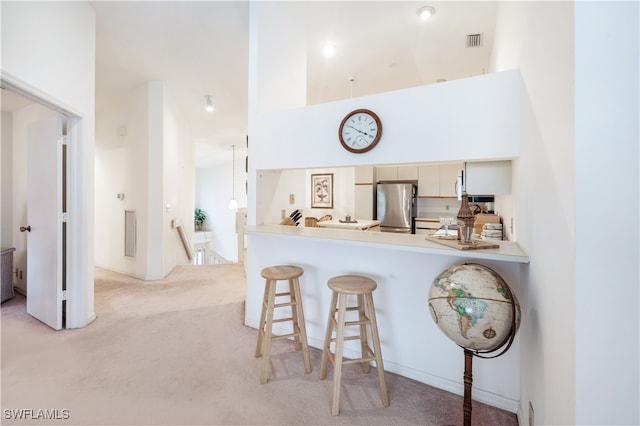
[289,194,295,204]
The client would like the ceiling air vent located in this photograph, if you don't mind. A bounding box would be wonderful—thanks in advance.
[466,33,482,48]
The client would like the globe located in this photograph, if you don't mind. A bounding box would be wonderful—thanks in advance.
[428,263,520,354]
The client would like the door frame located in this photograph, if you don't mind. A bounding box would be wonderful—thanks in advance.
[2,73,94,329]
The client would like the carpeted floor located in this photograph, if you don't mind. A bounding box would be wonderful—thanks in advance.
[1,264,518,425]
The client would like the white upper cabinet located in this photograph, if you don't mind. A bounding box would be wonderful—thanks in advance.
[376,166,397,181]
[418,165,439,196]
[376,165,417,181]
[465,160,512,195]
[418,163,463,197]
[439,163,462,197]
[397,165,418,180]
[354,166,375,184]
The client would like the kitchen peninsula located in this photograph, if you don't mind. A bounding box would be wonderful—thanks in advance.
[247,70,528,415]
[249,224,527,263]
[245,224,528,414]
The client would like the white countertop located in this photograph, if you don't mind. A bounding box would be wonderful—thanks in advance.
[316,219,380,231]
[247,224,529,264]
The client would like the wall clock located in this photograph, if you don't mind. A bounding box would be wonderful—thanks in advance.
[338,109,382,153]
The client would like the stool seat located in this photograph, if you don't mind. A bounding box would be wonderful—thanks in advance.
[260,265,303,281]
[328,275,377,294]
[319,274,389,415]
[255,264,311,384]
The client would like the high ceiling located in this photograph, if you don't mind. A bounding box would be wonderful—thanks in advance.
[2,1,498,167]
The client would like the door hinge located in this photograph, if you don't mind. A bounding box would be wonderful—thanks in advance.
[61,135,69,146]
[61,290,67,301]
[61,212,69,222]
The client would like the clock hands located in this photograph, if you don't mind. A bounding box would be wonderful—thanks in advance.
[347,124,373,137]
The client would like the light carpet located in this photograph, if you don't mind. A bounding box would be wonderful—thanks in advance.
[1,264,518,425]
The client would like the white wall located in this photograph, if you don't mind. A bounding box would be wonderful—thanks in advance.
[1,1,96,328]
[95,83,151,278]
[146,81,164,279]
[96,81,194,279]
[491,3,576,424]
[251,70,522,174]
[574,2,639,425]
[1,112,13,249]
[253,1,307,113]
[162,96,194,274]
[491,2,639,425]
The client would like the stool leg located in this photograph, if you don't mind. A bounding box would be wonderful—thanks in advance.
[366,292,389,407]
[331,292,347,416]
[255,279,270,358]
[259,279,277,384]
[357,293,371,374]
[319,290,338,380]
[289,279,302,351]
[292,277,312,374]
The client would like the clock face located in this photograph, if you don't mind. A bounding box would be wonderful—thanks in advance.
[339,109,382,153]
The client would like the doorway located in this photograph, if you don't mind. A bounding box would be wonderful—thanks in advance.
[1,83,80,329]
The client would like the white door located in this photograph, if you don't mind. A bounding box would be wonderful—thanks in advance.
[25,117,64,330]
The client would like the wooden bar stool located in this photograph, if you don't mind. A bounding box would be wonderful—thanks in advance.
[255,265,312,384]
[319,275,389,415]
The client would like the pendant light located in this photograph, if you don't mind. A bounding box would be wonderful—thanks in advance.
[228,144,238,211]
[204,95,214,112]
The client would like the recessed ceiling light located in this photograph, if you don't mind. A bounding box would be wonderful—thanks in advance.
[417,6,436,21]
[323,43,336,57]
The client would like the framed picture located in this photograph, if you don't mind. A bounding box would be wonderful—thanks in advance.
[311,173,333,209]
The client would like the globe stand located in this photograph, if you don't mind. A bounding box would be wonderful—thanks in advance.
[428,263,521,426]
[460,304,518,426]
[463,349,473,426]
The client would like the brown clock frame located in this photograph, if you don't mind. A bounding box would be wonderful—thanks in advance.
[338,108,382,153]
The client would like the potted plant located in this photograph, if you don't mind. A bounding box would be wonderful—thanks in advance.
[194,208,207,231]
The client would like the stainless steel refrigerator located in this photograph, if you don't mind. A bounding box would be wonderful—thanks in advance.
[376,183,416,233]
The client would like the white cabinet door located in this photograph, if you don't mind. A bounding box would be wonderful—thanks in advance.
[465,160,512,195]
[418,163,462,197]
[354,184,375,219]
[397,165,418,180]
[418,165,439,196]
[439,163,462,197]
[376,166,397,181]
[376,166,418,181]
[355,166,374,184]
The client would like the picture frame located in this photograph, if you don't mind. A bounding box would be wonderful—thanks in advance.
[311,173,333,209]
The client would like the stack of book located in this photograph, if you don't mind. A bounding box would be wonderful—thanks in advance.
[481,223,503,240]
